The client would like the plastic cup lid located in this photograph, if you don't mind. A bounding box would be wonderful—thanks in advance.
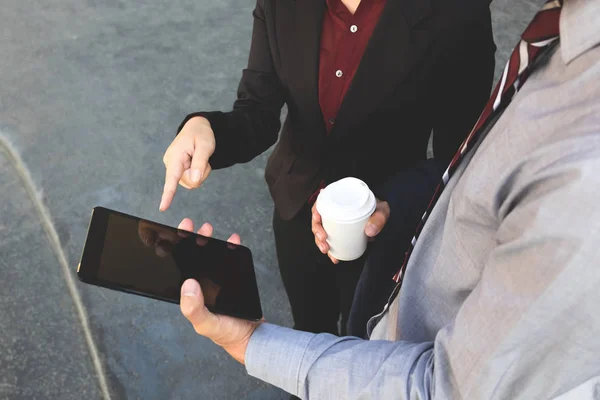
[316,177,376,223]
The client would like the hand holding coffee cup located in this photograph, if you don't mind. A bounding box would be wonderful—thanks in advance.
[312,178,390,263]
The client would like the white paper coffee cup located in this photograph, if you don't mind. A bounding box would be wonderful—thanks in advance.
[315,177,376,261]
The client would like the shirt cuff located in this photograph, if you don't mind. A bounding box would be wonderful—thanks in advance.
[245,323,316,397]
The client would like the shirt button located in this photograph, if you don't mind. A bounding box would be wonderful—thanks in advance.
[335,70,343,78]
[328,117,335,125]
[350,25,358,33]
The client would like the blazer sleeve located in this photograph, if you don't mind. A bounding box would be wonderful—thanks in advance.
[429,8,496,167]
[374,158,443,244]
[177,0,285,169]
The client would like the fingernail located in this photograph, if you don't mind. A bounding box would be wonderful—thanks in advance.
[316,233,322,240]
[191,169,202,183]
[181,279,200,297]
[365,223,379,237]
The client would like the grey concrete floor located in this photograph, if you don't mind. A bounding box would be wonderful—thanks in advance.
[0,0,538,399]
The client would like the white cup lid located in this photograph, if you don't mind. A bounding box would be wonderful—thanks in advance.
[316,177,376,223]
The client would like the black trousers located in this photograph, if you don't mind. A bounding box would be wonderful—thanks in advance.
[273,203,366,336]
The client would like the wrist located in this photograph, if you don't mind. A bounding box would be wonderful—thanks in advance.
[215,320,262,365]
[187,116,212,129]
[183,116,216,152]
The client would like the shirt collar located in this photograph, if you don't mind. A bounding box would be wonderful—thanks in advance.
[325,0,385,12]
[560,0,600,64]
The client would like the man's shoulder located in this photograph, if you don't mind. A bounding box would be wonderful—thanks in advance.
[455,42,599,219]
[494,42,599,160]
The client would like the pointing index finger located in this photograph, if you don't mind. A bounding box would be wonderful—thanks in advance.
[160,159,185,211]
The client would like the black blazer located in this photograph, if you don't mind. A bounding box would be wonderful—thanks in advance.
[178,0,496,220]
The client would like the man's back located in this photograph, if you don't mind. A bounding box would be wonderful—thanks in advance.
[372,1,600,398]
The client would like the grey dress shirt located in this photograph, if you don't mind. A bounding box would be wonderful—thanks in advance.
[244,0,600,398]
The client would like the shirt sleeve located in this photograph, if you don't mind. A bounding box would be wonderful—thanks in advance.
[245,323,435,399]
[246,136,600,399]
[429,136,600,399]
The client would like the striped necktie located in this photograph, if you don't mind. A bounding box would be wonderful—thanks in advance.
[392,0,563,284]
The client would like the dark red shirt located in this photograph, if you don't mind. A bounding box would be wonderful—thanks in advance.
[319,0,386,134]
[309,0,386,204]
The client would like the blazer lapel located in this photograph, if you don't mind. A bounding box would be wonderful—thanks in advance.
[330,0,432,142]
[278,0,327,135]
